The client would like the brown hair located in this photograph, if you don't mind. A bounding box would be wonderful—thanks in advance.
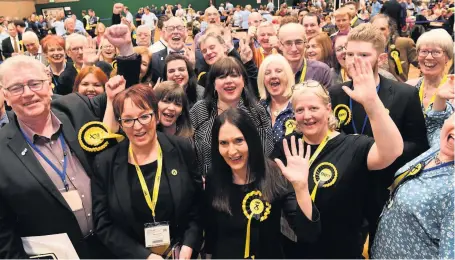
[347,23,386,55]
[41,35,65,53]
[307,32,334,67]
[113,84,158,120]
[280,15,299,26]
[73,66,108,93]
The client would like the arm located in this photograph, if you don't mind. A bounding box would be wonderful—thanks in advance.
[405,38,418,68]
[0,194,29,259]
[439,200,454,259]
[112,3,124,25]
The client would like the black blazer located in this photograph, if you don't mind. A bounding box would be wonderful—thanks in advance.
[1,34,24,59]
[150,48,168,83]
[0,93,109,258]
[329,75,429,242]
[92,132,203,259]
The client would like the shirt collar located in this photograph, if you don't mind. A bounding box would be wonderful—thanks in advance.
[18,111,62,143]
[0,112,9,128]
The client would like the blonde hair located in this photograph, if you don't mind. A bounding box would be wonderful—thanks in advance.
[290,81,338,131]
[416,29,453,60]
[257,21,276,35]
[95,22,105,36]
[257,54,295,100]
[198,32,225,47]
[333,7,353,19]
[347,23,385,55]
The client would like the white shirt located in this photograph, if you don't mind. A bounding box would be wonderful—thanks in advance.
[175,8,185,17]
[141,12,158,30]
[149,39,167,54]
[52,20,65,36]
[125,11,134,23]
[267,2,275,11]
[226,3,234,10]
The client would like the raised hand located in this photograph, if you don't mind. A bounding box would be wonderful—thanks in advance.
[113,3,124,15]
[342,56,379,106]
[247,25,257,40]
[274,136,310,188]
[83,38,100,66]
[437,74,455,101]
[239,37,253,64]
[104,24,133,56]
[184,46,196,68]
[105,75,126,102]
[222,26,234,50]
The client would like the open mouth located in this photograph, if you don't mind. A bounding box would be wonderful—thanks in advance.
[171,35,181,42]
[303,121,317,127]
[134,132,146,137]
[85,93,97,99]
[223,86,236,93]
[423,61,437,69]
[162,111,176,119]
[269,79,281,89]
[229,155,243,163]
[174,77,184,84]
[23,100,39,107]
[51,54,64,60]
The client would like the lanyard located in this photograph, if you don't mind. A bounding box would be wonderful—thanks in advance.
[340,68,349,83]
[419,75,447,111]
[73,64,81,73]
[21,131,69,191]
[308,131,331,168]
[129,143,163,222]
[298,59,308,83]
[349,84,381,135]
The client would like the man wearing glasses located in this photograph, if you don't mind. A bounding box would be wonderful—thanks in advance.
[0,55,119,258]
[278,22,333,89]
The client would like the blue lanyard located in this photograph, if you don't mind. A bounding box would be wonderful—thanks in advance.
[349,84,381,135]
[21,131,69,191]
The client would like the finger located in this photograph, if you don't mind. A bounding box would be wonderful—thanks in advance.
[354,56,362,76]
[305,144,311,162]
[342,85,354,98]
[274,158,286,173]
[298,138,304,158]
[290,135,297,156]
[282,138,291,158]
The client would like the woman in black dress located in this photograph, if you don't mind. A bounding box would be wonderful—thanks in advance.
[204,108,320,259]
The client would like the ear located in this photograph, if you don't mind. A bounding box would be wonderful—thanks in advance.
[2,89,11,107]
[377,52,388,67]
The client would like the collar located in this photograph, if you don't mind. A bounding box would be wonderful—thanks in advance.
[18,111,62,143]
[262,99,293,115]
[0,112,9,128]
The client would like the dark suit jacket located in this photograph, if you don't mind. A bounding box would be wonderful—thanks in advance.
[92,133,203,259]
[0,93,110,258]
[150,48,168,83]
[329,75,429,244]
[2,34,24,59]
[57,62,78,95]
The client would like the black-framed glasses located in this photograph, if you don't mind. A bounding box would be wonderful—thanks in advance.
[118,112,154,128]
[5,79,47,96]
[292,80,328,94]
[418,49,445,58]
[165,25,185,32]
[280,39,306,49]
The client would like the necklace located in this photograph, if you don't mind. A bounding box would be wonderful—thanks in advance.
[434,152,452,165]
[273,109,280,117]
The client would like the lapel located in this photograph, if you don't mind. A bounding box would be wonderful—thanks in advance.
[52,109,94,177]
[158,133,183,223]
[5,116,72,212]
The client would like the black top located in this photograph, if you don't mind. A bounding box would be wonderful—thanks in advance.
[205,180,320,259]
[272,132,374,258]
[127,162,174,243]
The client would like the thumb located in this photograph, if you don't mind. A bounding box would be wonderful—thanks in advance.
[342,85,354,98]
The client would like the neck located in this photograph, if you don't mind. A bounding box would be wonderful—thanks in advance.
[162,123,177,135]
[262,46,272,55]
[74,62,82,70]
[290,58,304,74]
[50,62,65,75]
[424,73,445,88]
[218,97,240,112]
[21,112,53,137]
[232,167,249,185]
[130,136,158,163]
[437,151,453,162]
[104,57,114,63]
[303,127,330,144]
[270,95,289,109]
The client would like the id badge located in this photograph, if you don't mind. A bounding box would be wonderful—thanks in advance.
[144,222,170,250]
[62,190,83,211]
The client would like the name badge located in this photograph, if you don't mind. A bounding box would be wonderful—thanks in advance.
[62,190,83,211]
[144,222,170,249]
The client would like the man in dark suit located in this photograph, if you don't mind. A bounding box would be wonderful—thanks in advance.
[329,23,428,249]
[2,22,23,59]
[0,55,119,258]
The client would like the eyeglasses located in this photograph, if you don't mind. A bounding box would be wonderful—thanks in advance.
[5,79,47,96]
[118,112,154,128]
[280,39,306,49]
[70,46,83,53]
[292,80,328,94]
[165,25,185,32]
[335,45,346,53]
[418,49,445,58]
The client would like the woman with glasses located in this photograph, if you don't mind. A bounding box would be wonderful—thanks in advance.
[99,38,117,66]
[258,54,296,144]
[73,66,107,99]
[92,83,202,259]
[272,57,404,258]
[190,57,273,176]
[204,108,320,259]
[406,29,454,115]
[163,54,204,108]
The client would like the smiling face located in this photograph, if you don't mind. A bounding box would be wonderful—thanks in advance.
[334,35,348,68]
[306,37,323,61]
[302,15,320,39]
[46,45,65,64]
[77,73,105,98]
[418,44,448,77]
[166,59,189,87]
[257,25,276,50]
[2,65,52,123]
[101,41,116,60]
[200,36,227,65]
[215,71,244,105]
[279,24,306,63]
[264,62,288,98]
[439,114,454,159]
[206,7,220,24]
[346,40,383,75]
[164,18,187,50]
[67,38,85,65]
[293,89,331,139]
[335,14,350,32]
[218,121,249,175]
[121,98,157,148]
[158,98,183,127]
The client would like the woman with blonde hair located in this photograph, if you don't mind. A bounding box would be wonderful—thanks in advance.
[94,22,106,48]
[99,38,117,65]
[258,54,296,144]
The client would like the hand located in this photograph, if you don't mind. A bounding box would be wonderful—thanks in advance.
[274,136,310,189]
[147,253,163,259]
[436,74,455,100]
[113,3,124,15]
[222,27,233,50]
[247,25,257,39]
[178,245,193,260]
[105,75,126,102]
[342,56,379,106]
[269,35,279,49]
[184,46,196,67]
[239,37,253,64]
[104,24,133,56]
[83,39,100,66]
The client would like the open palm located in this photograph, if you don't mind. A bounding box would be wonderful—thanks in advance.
[343,56,378,106]
[274,136,310,187]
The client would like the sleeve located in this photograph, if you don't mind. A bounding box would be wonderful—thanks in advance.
[353,135,376,166]
[255,105,274,157]
[282,191,321,243]
[2,40,11,59]
[406,38,418,68]
[91,154,151,259]
[320,66,334,89]
[116,54,141,88]
[425,103,454,147]
[83,18,88,28]
[112,13,121,25]
[244,60,259,99]
[439,192,454,259]
[202,179,217,254]
[0,194,29,259]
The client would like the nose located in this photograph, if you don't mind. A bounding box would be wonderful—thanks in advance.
[22,85,35,97]
[227,143,238,156]
[291,43,298,52]
[167,103,176,111]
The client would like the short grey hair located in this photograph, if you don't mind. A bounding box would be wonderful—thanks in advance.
[0,56,47,88]
[256,21,275,35]
[65,33,87,51]
[22,31,39,44]
[416,29,453,60]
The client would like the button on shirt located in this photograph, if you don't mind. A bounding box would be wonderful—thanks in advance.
[18,113,93,236]
[261,100,295,144]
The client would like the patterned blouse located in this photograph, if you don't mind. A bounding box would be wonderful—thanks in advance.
[371,106,454,259]
[260,100,295,145]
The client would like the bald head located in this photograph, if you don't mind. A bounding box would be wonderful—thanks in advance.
[136,25,151,47]
[205,6,220,24]
[278,23,305,40]
[248,12,263,27]
[278,23,306,64]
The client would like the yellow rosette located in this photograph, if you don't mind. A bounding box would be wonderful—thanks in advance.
[311,162,338,202]
[242,190,271,259]
[78,121,124,152]
[111,60,118,70]
[284,119,296,136]
[333,104,351,129]
[389,45,403,75]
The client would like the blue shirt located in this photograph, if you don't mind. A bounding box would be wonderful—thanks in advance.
[260,100,295,144]
[240,10,251,29]
[371,107,455,259]
[371,1,383,16]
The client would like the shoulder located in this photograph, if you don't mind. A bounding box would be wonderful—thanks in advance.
[196,85,205,98]
[406,77,422,87]
[329,81,352,97]
[307,59,331,72]
[382,76,417,95]
[395,37,415,48]
[159,132,193,153]
[190,100,212,124]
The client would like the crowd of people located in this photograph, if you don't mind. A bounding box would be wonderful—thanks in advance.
[0,0,453,259]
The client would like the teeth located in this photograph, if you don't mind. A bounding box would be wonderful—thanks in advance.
[135,132,146,137]
[24,101,37,106]
[424,62,436,67]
